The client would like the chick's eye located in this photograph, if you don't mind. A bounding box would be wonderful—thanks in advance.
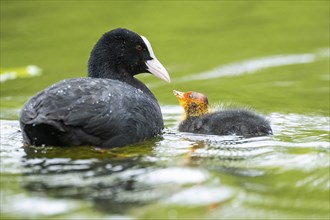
[135,45,143,51]
[188,94,193,99]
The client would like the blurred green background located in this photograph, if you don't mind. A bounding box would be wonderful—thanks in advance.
[1,1,329,116]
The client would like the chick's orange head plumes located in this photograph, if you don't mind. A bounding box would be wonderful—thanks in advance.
[173,90,209,117]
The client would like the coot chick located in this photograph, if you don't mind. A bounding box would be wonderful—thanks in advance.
[173,90,272,137]
[20,28,171,148]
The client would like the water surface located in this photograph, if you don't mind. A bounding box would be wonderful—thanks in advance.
[1,107,329,219]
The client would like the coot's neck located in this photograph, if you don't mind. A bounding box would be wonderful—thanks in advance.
[87,42,132,80]
[88,61,156,100]
[87,39,156,100]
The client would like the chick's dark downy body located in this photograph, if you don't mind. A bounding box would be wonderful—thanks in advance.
[179,109,272,137]
[174,90,272,137]
[20,28,170,148]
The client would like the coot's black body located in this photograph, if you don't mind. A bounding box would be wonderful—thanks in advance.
[179,109,272,137]
[20,28,170,148]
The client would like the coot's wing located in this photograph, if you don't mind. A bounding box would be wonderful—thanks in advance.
[62,79,163,142]
[20,78,163,147]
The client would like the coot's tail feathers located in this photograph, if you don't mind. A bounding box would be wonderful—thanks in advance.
[22,123,65,146]
[21,122,103,147]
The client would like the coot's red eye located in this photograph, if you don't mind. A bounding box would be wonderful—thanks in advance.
[136,45,143,51]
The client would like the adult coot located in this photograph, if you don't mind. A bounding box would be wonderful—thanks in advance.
[20,28,170,148]
[173,90,272,137]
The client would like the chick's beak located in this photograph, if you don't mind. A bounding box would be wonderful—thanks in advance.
[173,90,183,98]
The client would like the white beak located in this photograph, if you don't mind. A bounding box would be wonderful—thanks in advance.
[145,58,171,83]
[141,36,171,83]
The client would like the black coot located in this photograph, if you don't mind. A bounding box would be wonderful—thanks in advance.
[173,90,272,137]
[20,28,170,148]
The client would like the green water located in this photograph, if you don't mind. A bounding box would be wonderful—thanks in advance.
[1,1,329,219]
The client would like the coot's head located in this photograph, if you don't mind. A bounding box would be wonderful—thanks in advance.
[88,28,170,83]
[173,90,209,117]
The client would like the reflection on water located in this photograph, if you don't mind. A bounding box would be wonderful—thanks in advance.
[0,107,329,219]
[22,144,162,214]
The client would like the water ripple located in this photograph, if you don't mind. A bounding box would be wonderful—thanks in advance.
[0,108,329,219]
